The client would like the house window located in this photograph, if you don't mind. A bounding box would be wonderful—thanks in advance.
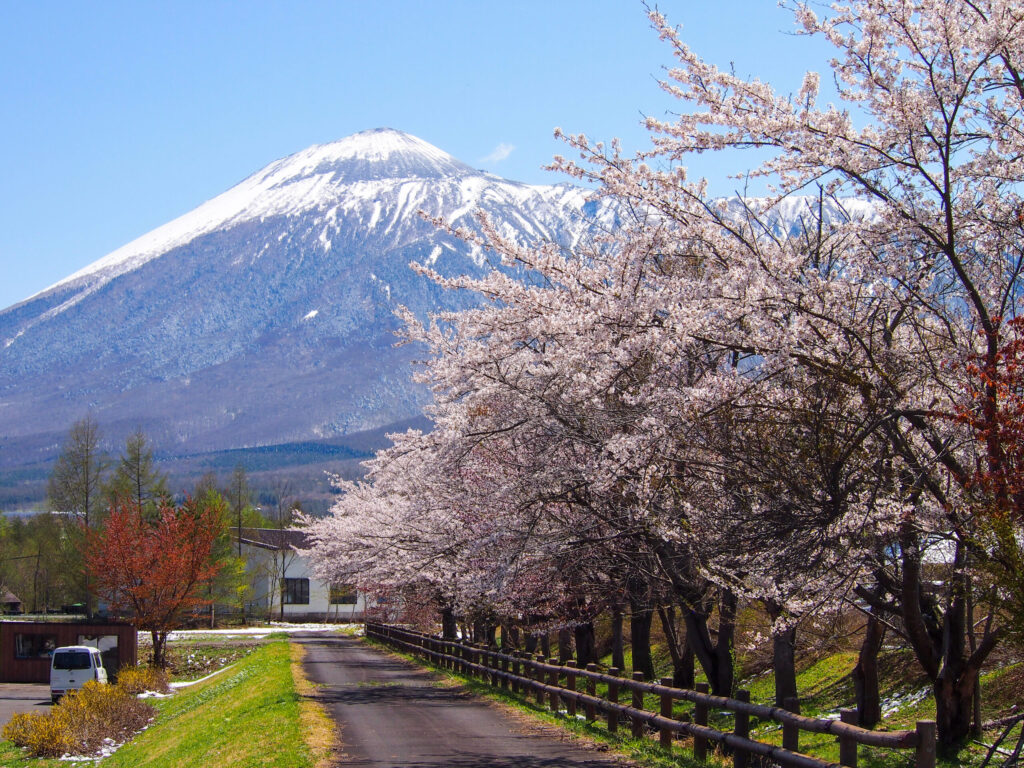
[15,634,57,659]
[329,584,357,605]
[282,578,309,605]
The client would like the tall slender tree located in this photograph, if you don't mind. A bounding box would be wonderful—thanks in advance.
[47,416,108,617]
[104,429,168,514]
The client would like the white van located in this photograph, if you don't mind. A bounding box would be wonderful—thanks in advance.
[49,646,108,703]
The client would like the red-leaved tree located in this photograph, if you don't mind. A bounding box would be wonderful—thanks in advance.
[954,317,1024,644]
[86,496,225,666]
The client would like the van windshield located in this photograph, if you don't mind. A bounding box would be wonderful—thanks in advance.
[53,652,91,670]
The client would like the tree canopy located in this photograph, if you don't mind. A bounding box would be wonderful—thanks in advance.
[303,0,1024,750]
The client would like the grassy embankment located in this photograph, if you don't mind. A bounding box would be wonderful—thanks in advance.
[0,639,336,768]
[368,635,1024,768]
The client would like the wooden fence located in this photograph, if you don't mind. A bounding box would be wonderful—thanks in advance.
[366,622,936,768]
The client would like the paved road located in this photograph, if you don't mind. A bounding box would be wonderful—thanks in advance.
[0,684,50,728]
[297,634,626,768]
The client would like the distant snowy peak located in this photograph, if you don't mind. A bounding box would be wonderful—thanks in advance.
[255,128,476,184]
[719,195,877,232]
[33,129,498,303]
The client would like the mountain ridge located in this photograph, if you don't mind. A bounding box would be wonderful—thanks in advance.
[0,128,608,481]
[0,129,869,509]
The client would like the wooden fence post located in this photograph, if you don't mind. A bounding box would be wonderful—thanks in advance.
[839,709,858,768]
[535,656,546,706]
[566,661,577,718]
[734,689,750,768]
[501,650,509,690]
[915,721,936,768]
[632,672,646,737]
[694,682,709,763]
[607,668,621,734]
[549,664,560,712]
[512,652,522,694]
[585,663,597,722]
[659,677,673,750]
[783,696,800,754]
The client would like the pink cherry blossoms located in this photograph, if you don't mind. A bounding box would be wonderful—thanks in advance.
[301,0,1024,749]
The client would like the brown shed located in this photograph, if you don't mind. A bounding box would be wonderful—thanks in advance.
[0,621,137,683]
[0,590,22,615]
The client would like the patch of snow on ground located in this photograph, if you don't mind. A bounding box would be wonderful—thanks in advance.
[880,686,932,717]
[163,622,356,642]
[169,663,237,689]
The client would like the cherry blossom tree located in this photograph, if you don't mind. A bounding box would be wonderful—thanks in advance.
[305,0,1023,749]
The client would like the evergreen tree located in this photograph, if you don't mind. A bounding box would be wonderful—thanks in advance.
[105,429,168,514]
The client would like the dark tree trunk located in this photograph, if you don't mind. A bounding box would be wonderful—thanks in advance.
[539,632,551,659]
[650,541,734,695]
[657,605,694,688]
[853,610,885,728]
[630,604,656,680]
[935,675,976,751]
[500,623,518,650]
[764,601,799,710]
[683,590,736,696]
[441,607,457,640]
[152,630,167,668]
[893,531,1000,751]
[676,638,696,689]
[557,628,573,663]
[772,626,799,711]
[574,622,596,666]
[525,632,538,654]
[611,607,625,670]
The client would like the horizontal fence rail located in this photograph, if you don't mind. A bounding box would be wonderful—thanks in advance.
[366,622,936,768]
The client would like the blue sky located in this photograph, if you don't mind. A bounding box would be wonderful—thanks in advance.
[0,1,833,310]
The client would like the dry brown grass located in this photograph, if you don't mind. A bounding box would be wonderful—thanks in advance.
[290,642,340,768]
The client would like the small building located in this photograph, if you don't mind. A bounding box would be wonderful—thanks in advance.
[0,589,22,615]
[236,528,369,622]
[0,620,136,683]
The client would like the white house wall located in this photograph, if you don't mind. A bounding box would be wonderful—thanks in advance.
[239,542,368,621]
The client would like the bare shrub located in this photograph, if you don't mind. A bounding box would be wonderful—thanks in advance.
[1,681,155,758]
[115,665,171,695]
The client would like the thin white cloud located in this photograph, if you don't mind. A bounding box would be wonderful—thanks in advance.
[481,142,515,164]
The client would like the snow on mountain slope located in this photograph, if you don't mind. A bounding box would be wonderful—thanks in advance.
[19,129,576,330]
[0,129,608,466]
[0,127,871,476]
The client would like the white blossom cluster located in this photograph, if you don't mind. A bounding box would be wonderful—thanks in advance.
[299,0,1024,744]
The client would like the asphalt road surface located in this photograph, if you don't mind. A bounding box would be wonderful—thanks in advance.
[0,684,50,728]
[297,634,627,768]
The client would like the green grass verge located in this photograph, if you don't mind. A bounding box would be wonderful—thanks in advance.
[0,640,322,767]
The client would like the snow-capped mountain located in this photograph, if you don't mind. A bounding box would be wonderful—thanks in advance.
[0,128,870,483]
[0,128,604,468]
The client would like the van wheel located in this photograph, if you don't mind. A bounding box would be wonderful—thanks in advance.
[50,695,60,704]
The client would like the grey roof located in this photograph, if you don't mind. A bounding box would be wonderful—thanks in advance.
[234,527,310,552]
